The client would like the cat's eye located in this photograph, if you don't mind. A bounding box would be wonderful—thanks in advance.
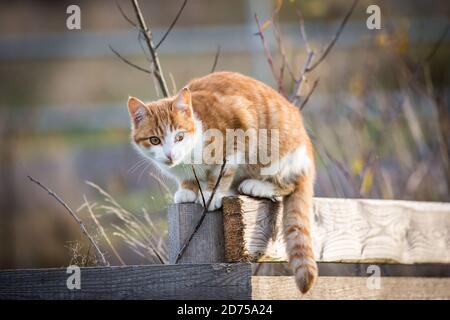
[175,132,185,142]
[149,136,161,145]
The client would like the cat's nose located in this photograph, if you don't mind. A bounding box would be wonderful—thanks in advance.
[166,153,172,162]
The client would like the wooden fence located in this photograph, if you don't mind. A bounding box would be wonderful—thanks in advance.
[1,196,450,300]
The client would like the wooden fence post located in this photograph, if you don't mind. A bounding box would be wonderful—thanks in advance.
[168,203,225,264]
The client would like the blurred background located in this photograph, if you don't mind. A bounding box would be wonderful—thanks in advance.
[0,0,449,269]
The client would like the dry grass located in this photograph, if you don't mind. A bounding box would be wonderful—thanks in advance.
[65,241,99,267]
[77,181,168,265]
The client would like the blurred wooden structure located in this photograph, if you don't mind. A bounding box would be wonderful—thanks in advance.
[1,196,450,299]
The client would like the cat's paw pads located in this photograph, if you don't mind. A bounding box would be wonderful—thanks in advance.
[238,179,275,199]
[196,191,223,211]
[174,189,197,203]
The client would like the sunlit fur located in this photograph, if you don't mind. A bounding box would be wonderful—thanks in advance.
[127,71,318,294]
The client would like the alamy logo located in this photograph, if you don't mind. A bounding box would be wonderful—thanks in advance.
[66,265,81,290]
[366,5,381,30]
[66,5,81,30]
[366,265,381,289]
[182,128,280,175]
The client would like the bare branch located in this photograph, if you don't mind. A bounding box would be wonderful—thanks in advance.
[192,166,206,208]
[272,18,295,81]
[154,0,188,50]
[115,0,137,28]
[299,78,319,110]
[254,14,286,95]
[421,23,449,66]
[120,1,211,239]
[138,32,152,63]
[168,72,178,95]
[27,175,108,266]
[211,45,221,73]
[296,7,312,54]
[109,45,152,74]
[175,160,227,263]
[290,50,314,103]
[130,0,170,97]
[306,0,359,72]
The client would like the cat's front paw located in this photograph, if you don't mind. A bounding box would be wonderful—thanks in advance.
[196,191,224,211]
[174,189,197,204]
[238,179,276,200]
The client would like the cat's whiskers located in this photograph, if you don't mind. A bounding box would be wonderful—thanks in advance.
[138,161,153,183]
[128,157,149,175]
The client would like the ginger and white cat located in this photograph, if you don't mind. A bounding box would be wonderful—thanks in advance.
[127,71,317,293]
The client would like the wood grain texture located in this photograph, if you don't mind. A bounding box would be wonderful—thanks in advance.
[0,263,251,300]
[168,203,224,263]
[223,196,450,264]
[252,262,450,277]
[252,276,450,300]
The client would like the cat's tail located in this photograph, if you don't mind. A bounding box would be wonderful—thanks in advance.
[282,172,317,294]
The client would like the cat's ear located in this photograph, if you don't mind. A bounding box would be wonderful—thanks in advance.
[172,87,192,116]
[127,96,149,127]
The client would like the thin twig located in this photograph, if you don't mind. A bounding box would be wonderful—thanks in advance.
[169,72,178,95]
[289,6,316,104]
[254,14,286,95]
[299,78,319,110]
[192,166,206,207]
[272,19,295,81]
[109,45,152,74]
[131,0,170,97]
[27,175,108,266]
[271,1,295,82]
[296,7,312,54]
[138,32,152,63]
[290,50,314,103]
[115,0,137,27]
[154,0,188,50]
[81,196,126,266]
[306,0,359,72]
[211,45,221,73]
[175,160,227,263]
[420,23,449,67]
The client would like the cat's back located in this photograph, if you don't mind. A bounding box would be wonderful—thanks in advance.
[187,72,304,136]
[188,71,283,102]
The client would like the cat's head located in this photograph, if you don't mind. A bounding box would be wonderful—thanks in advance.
[127,87,198,167]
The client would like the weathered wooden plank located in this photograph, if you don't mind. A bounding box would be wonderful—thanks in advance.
[223,196,450,264]
[0,263,251,300]
[252,262,450,277]
[168,203,224,264]
[252,276,450,300]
